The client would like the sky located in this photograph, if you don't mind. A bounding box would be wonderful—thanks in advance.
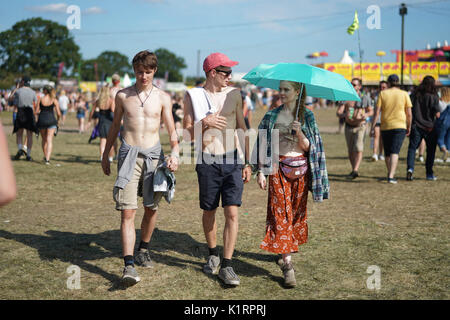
[1,0,450,78]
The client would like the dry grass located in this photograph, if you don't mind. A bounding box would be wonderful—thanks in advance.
[0,106,448,300]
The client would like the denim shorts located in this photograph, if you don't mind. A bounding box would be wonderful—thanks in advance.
[195,151,244,211]
[381,129,406,156]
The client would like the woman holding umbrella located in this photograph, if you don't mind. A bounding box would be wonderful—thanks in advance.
[255,80,329,287]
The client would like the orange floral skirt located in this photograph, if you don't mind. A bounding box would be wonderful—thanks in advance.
[260,155,309,254]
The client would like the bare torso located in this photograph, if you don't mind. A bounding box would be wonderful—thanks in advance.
[274,108,304,157]
[202,87,241,154]
[117,85,167,149]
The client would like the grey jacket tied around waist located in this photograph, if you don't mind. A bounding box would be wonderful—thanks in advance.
[153,162,176,203]
[114,140,163,189]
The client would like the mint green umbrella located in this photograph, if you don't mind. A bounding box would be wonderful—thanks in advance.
[242,63,360,102]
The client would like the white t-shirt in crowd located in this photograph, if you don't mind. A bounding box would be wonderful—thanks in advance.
[59,95,70,111]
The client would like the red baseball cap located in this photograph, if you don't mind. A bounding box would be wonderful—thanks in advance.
[203,52,238,73]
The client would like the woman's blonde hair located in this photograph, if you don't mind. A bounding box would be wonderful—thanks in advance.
[441,87,450,102]
[97,86,110,108]
[283,81,307,125]
[43,85,56,99]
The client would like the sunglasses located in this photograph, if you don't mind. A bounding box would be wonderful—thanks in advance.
[215,68,232,76]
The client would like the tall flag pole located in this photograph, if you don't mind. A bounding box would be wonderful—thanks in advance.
[347,11,362,82]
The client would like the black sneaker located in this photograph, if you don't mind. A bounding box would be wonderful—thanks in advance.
[135,249,153,268]
[406,170,413,181]
[26,155,33,161]
[347,171,359,179]
[14,149,24,160]
[387,178,398,184]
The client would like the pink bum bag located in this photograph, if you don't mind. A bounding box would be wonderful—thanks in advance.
[279,155,308,181]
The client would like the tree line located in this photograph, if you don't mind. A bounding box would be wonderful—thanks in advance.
[0,17,189,88]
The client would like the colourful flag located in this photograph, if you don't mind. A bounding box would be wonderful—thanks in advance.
[347,11,359,35]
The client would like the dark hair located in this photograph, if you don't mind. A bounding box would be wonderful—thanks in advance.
[351,78,361,85]
[415,75,437,95]
[379,80,388,86]
[132,50,158,70]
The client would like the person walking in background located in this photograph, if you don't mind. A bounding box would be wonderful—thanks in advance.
[76,94,88,133]
[435,87,450,163]
[406,76,441,181]
[337,78,373,179]
[255,80,329,287]
[58,90,70,126]
[36,85,61,165]
[371,74,412,184]
[90,86,115,162]
[12,76,38,161]
[371,81,387,161]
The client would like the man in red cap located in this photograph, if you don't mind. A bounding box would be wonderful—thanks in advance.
[183,52,252,286]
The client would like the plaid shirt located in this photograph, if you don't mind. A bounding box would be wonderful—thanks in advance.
[253,106,329,202]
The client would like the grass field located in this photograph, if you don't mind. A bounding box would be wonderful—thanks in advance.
[0,106,448,300]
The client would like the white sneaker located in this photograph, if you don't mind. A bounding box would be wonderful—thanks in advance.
[435,158,444,163]
[371,154,378,162]
[379,154,385,161]
[418,156,424,163]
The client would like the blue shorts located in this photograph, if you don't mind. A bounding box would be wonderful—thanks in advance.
[195,151,244,211]
[381,129,406,156]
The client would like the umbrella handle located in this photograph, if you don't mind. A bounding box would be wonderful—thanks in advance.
[292,84,304,135]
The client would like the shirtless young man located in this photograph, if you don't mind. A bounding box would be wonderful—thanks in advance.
[102,50,179,286]
[183,53,252,286]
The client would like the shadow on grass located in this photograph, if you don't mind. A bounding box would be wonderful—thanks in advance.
[51,153,100,164]
[327,173,386,183]
[0,228,285,290]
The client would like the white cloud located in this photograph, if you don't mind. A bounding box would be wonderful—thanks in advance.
[83,7,106,15]
[26,3,68,13]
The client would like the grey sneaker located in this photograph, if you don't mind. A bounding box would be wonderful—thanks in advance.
[121,265,140,286]
[218,267,240,286]
[280,262,296,288]
[203,255,220,275]
[135,249,153,268]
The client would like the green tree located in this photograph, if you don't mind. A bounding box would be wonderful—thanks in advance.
[0,17,81,79]
[80,51,132,81]
[154,48,187,82]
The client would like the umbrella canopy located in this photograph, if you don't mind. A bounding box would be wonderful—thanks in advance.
[376,51,386,56]
[312,52,320,57]
[435,50,445,57]
[243,63,360,102]
[320,51,329,57]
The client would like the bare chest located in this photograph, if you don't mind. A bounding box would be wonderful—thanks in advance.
[123,95,162,120]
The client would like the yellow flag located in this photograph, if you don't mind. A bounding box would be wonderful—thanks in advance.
[347,11,359,35]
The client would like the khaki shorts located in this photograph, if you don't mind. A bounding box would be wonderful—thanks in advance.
[113,156,162,211]
[345,123,366,153]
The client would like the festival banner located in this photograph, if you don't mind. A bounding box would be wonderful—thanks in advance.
[439,62,449,76]
[79,81,97,92]
[381,63,410,76]
[410,62,439,76]
[324,63,352,80]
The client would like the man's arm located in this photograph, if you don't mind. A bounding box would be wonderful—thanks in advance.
[182,92,195,142]
[101,93,124,176]
[234,90,251,183]
[405,106,412,137]
[161,92,179,172]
